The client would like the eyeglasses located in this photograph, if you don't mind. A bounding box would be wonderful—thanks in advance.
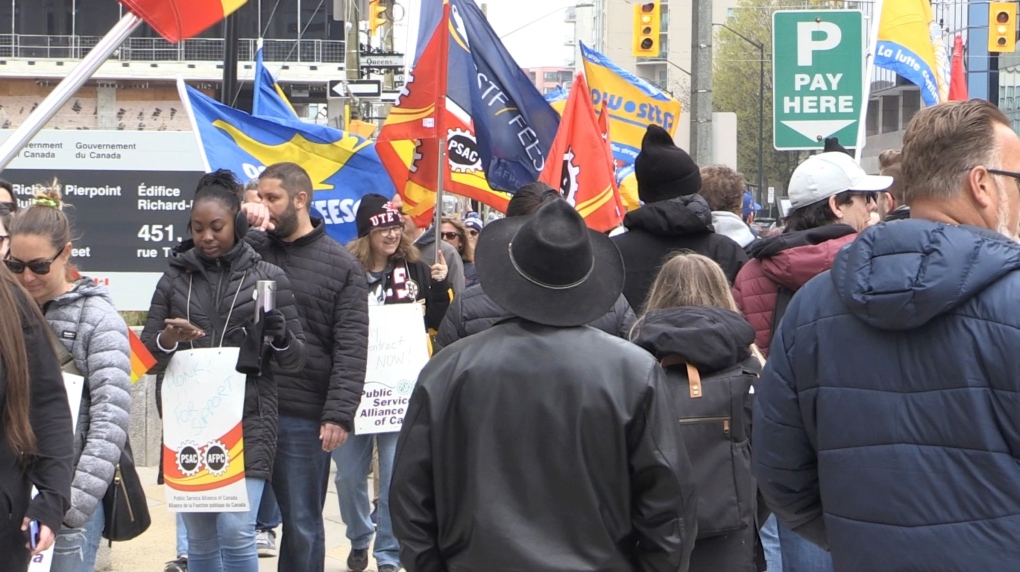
[4,245,65,275]
[849,192,878,204]
[441,231,461,240]
[374,225,404,237]
[987,168,1020,193]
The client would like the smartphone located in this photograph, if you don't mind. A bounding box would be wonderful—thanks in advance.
[28,519,39,550]
[164,318,203,334]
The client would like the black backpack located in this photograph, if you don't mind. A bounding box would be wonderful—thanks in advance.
[660,354,762,539]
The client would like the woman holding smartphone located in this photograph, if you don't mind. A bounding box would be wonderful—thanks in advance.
[141,170,306,572]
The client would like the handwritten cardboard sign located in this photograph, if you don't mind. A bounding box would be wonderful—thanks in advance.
[354,304,430,435]
[162,347,249,512]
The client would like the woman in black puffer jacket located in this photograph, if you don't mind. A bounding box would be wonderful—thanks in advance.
[141,171,306,572]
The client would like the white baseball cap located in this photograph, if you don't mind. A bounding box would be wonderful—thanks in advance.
[788,152,893,210]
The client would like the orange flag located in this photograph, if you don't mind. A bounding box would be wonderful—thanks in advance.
[119,0,247,43]
[948,35,968,101]
[128,328,157,383]
[539,73,624,232]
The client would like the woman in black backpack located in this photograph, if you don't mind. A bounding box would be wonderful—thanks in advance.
[631,251,763,572]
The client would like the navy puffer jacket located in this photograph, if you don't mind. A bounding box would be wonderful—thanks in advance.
[753,220,1020,571]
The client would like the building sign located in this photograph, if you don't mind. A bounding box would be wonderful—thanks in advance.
[0,131,205,310]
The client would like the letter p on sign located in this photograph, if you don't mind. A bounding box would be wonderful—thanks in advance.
[797,21,842,66]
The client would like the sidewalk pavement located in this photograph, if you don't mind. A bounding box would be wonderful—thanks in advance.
[109,465,380,572]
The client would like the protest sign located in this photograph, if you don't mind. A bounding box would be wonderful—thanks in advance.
[161,347,249,512]
[354,304,431,435]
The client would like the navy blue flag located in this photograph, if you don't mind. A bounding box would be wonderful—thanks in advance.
[415,0,560,193]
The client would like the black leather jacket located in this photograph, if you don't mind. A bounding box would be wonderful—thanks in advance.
[392,319,698,571]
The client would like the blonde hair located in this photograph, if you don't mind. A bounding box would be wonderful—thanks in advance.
[441,216,474,262]
[347,231,420,269]
[9,179,72,253]
[643,252,739,314]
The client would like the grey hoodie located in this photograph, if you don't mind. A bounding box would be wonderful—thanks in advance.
[711,211,756,249]
[44,278,131,529]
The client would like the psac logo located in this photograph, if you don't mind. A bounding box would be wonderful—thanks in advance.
[447,128,483,174]
[175,440,230,477]
[590,90,676,132]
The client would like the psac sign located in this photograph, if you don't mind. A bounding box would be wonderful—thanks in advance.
[773,10,864,151]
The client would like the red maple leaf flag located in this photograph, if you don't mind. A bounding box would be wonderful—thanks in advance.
[119,0,248,43]
[539,73,624,232]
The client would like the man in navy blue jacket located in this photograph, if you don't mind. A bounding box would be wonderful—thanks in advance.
[754,99,1020,571]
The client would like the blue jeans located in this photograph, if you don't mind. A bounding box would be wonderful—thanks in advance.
[51,502,104,572]
[176,513,188,557]
[333,431,399,568]
[760,514,783,571]
[181,477,265,572]
[256,484,282,530]
[271,415,331,572]
[777,518,834,572]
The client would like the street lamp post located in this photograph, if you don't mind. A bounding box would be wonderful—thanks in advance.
[714,23,765,213]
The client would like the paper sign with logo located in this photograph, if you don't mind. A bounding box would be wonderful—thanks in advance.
[354,304,431,435]
[28,372,85,572]
[162,347,249,512]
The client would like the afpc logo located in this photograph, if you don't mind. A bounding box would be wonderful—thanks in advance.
[590,90,676,132]
[203,440,230,477]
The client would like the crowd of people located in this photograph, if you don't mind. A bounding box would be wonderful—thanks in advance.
[2,98,1020,572]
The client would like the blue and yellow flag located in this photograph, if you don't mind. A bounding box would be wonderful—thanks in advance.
[875,0,949,106]
[580,42,682,211]
[178,79,395,245]
[253,41,298,120]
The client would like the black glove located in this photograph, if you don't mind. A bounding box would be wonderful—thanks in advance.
[263,309,289,348]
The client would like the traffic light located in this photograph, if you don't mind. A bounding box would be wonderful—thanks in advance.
[632,1,661,58]
[369,0,389,36]
[989,2,1016,53]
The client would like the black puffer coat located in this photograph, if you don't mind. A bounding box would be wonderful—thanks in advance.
[141,240,306,481]
[246,221,369,431]
[613,194,747,309]
[433,283,636,352]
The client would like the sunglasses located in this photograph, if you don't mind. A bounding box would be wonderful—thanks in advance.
[4,245,65,275]
[441,231,461,240]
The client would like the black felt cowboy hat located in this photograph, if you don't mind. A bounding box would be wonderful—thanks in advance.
[475,199,625,327]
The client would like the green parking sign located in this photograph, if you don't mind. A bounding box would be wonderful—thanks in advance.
[773,10,863,151]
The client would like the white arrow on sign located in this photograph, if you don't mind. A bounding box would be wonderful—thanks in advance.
[780,119,857,143]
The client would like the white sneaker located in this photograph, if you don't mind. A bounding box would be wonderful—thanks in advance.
[255,529,277,557]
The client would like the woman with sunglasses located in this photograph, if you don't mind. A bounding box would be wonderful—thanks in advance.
[335,194,449,572]
[141,170,306,572]
[6,188,132,572]
[440,217,478,288]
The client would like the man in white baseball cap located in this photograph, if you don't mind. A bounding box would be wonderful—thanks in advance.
[787,152,893,232]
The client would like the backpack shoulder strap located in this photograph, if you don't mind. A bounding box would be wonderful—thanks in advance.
[769,285,795,350]
[659,355,702,399]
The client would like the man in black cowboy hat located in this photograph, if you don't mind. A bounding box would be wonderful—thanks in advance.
[390,199,698,571]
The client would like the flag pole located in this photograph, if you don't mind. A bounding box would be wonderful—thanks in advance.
[434,137,446,265]
[855,0,884,162]
[0,12,143,171]
[433,2,453,265]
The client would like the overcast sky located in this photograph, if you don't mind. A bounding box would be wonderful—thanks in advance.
[396,0,578,69]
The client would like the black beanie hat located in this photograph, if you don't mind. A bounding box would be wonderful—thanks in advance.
[823,137,852,156]
[356,193,402,237]
[634,125,701,204]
